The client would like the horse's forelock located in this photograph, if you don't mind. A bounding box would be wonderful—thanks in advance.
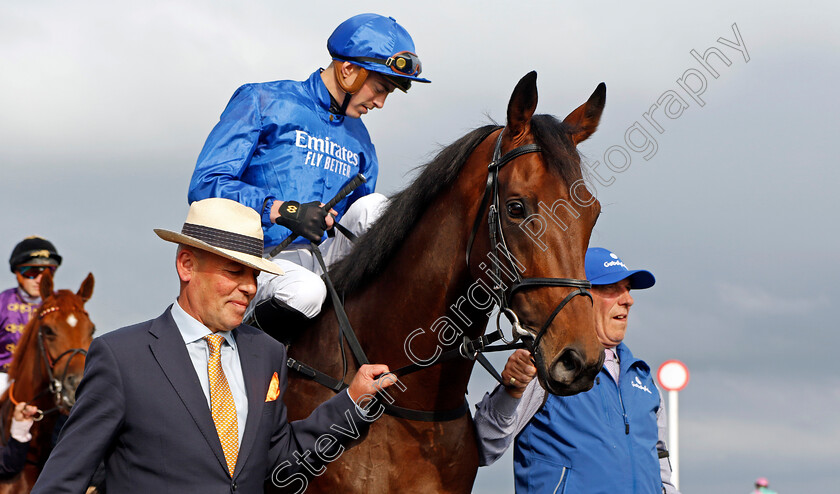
[530,114,585,185]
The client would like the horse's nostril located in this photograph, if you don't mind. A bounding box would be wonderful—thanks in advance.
[65,374,82,390]
[558,348,584,375]
[550,348,584,385]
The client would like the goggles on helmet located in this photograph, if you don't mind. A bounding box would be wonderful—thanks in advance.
[343,51,423,78]
[384,51,422,77]
[18,265,56,279]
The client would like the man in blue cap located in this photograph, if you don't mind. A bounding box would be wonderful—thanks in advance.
[188,14,430,335]
[473,247,680,493]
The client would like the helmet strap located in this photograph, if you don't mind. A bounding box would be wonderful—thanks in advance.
[333,64,367,116]
[335,64,368,95]
[338,93,352,116]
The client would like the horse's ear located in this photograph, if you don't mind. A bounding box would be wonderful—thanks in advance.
[39,270,54,300]
[77,273,95,303]
[506,71,539,142]
[563,82,606,145]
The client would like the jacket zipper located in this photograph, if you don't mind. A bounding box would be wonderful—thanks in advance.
[617,364,637,489]
[552,466,567,494]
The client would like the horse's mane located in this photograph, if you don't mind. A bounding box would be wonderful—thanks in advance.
[8,306,44,378]
[331,115,582,293]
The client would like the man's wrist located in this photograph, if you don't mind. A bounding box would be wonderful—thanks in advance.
[262,197,278,227]
[347,388,370,417]
[505,387,525,399]
[493,384,525,417]
[10,419,32,442]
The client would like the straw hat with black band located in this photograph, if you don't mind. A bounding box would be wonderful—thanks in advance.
[154,198,284,276]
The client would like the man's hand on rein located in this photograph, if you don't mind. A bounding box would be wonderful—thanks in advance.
[502,349,537,399]
[273,200,338,243]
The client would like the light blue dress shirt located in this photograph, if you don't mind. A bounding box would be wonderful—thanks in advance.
[171,300,248,446]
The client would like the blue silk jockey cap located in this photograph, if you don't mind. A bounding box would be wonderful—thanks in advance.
[327,13,431,84]
[585,247,656,289]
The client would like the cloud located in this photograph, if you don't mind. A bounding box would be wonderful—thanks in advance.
[716,282,829,315]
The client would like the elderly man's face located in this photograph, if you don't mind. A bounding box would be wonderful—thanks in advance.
[178,248,258,333]
[591,278,634,348]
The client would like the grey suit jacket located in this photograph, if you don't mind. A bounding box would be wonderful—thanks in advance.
[32,308,367,493]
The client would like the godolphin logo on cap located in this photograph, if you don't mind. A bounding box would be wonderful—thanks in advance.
[603,252,627,269]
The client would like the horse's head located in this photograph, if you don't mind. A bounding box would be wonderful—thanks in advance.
[11,271,95,412]
[471,72,605,395]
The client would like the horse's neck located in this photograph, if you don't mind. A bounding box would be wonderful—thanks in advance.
[327,179,490,408]
[8,333,51,414]
[9,348,45,401]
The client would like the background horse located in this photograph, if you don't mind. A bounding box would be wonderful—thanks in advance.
[0,271,94,493]
[272,72,606,493]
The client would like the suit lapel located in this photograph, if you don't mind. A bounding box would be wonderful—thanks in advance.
[232,326,268,478]
[148,308,229,475]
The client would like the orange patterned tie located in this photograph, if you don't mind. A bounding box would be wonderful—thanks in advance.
[204,334,238,477]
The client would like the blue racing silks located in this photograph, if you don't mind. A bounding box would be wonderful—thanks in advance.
[189,70,378,248]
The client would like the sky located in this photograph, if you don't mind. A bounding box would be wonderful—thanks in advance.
[2,1,839,492]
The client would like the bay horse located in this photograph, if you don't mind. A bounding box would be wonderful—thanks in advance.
[273,72,606,493]
[0,271,94,493]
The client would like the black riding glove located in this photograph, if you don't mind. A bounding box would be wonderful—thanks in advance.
[275,201,328,243]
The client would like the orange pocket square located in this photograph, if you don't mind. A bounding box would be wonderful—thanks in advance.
[265,372,280,402]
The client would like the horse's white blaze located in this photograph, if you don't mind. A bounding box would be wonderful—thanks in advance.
[67,314,78,328]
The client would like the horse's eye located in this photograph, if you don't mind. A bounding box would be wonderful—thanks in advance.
[506,201,525,218]
[42,326,56,337]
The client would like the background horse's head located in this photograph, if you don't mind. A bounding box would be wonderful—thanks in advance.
[470,72,605,395]
[8,271,95,412]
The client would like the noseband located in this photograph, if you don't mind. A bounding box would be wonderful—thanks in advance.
[466,128,592,362]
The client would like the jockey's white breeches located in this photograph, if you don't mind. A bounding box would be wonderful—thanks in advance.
[244,193,388,320]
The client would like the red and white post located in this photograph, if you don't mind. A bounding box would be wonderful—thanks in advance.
[657,360,689,490]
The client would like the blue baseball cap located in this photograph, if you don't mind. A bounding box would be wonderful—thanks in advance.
[585,247,655,289]
[327,14,431,86]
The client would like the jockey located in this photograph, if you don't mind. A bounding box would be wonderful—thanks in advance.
[0,237,62,390]
[188,13,429,336]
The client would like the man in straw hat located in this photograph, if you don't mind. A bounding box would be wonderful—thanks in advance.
[33,198,394,493]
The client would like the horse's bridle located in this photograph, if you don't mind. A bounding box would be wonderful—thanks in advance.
[38,326,88,412]
[286,127,595,421]
[9,304,89,419]
[466,128,593,367]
